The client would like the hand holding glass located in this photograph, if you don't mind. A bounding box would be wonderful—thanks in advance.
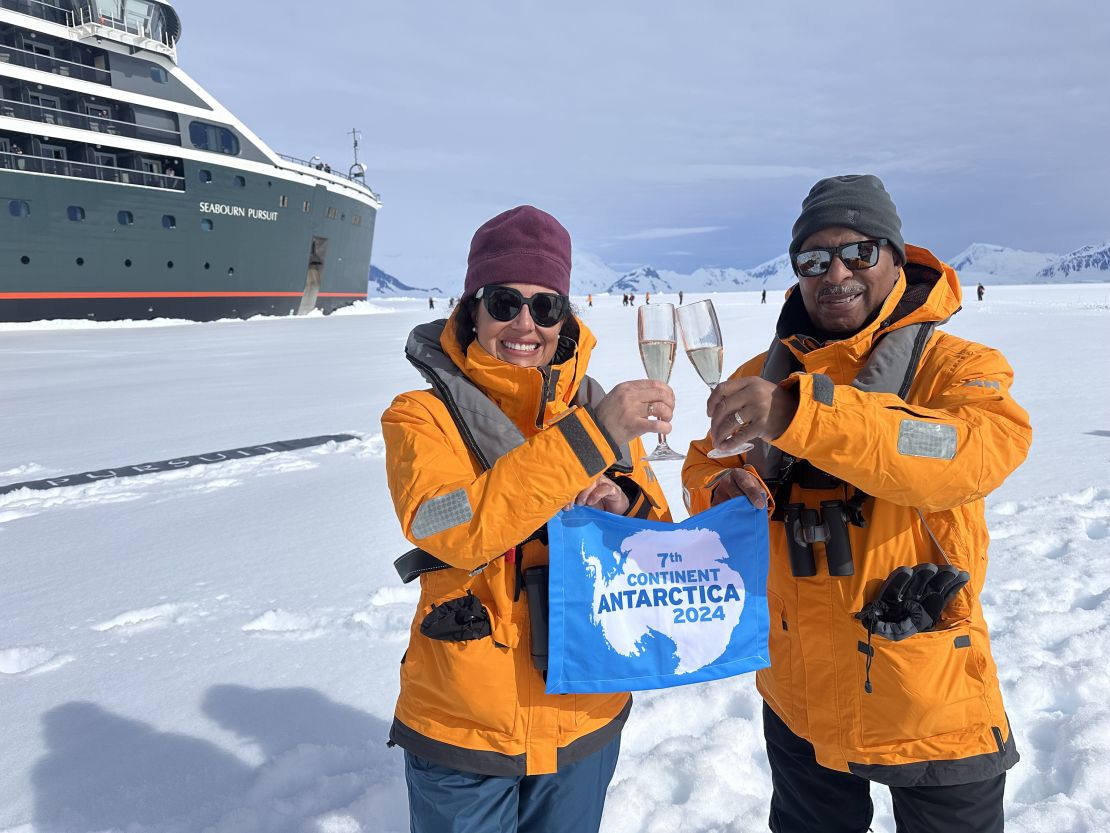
[637,303,684,461]
[676,299,753,456]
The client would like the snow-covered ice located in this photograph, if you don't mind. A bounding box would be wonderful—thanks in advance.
[2,285,1109,832]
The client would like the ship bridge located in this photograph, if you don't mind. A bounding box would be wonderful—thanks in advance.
[0,0,181,58]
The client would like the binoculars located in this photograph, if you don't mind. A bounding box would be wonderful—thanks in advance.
[783,501,855,577]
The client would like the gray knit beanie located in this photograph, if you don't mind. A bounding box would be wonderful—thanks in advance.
[789,174,905,264]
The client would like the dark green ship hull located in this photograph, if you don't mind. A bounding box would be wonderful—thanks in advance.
[1,156,376,321]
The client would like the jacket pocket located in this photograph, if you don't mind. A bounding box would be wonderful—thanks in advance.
[759,591,794,719]
[857,622,987,748]
[403,614,519,736]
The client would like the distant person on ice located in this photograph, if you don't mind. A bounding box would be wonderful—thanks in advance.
[682,174,1031,833]
[978,282,986,301]
[428,297,434,309]
[761,288,767,304]
[382,205,673,833]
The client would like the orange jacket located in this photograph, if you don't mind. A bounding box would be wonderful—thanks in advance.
[682,246,1031,786]
[382,314,670,776]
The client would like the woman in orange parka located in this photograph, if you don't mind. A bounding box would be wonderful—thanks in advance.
[382,206,672,833]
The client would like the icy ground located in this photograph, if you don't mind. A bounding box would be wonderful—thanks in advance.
[2,285,1109,833]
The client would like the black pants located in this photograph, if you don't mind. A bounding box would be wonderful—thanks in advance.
[763,704,1005,833]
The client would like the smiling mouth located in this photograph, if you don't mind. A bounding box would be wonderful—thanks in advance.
[501,341,539,353]
[819,290,863,307]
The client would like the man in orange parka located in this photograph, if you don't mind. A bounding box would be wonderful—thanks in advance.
[682,175,1031,833]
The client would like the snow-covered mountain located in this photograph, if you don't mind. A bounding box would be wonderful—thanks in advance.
[608,266,674,294]
[746,254,796,289]
[368,266,441,296]
[570,251,623,294]
[1036,242,1110,282]
[946,243,1057,284]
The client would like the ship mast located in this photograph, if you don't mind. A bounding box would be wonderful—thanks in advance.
[348,128,366,181]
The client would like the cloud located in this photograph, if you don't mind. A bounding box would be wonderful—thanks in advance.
[614,226,726,241]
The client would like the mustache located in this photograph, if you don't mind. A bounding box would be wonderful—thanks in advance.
[818,283,866,298]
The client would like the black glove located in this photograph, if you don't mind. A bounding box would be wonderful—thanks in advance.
[856,563,970,641]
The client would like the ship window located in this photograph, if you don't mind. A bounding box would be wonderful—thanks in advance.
[68,205,86,222]
[201,219,214,231]
[279,195,288,208]
[199,169,212,183]
[21,255,30,264]
[326,207,338,220]
[117,210,134,226]
[150,66,169,83]
[76,257,84,266]
[9,200,31,217]
[233,175,245,188]
[303,200,311,213]
[125,259,132,267]
[189,121,241,156]
[162,214,176,229]
[352,214,362,226]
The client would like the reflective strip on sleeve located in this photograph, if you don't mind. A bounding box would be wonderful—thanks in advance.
[411,488,473,539]
[812,373,835,406]
[897,420,957,460]
[554,411,607,477]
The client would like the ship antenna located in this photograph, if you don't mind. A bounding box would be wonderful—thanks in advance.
[348,128,365,180]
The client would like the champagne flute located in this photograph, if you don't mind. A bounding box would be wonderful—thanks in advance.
[676,299,753,457]
[637,303,685,461]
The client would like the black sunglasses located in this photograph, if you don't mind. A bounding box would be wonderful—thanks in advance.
[475,285,570,328]
[793,238,888,278]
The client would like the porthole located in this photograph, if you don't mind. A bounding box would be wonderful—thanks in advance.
[233,175,245,188]
[76,257,84,266]
[167,261,174,269]
[124,258,132,267]
[201,219,214,231]
[162,214,176,229]
[8,200,31,218]
[227,267,235,277]
[67,205,86,222]
[117,210,134,226]
[204,262,211,269]
[199,169,212,183]
[20,255,30,264]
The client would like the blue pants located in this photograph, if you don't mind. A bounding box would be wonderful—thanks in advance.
[404,735,620,833]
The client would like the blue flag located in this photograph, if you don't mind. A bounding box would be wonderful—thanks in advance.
[546,497,770,694]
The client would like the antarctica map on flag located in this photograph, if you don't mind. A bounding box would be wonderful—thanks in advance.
[546,498,770,693]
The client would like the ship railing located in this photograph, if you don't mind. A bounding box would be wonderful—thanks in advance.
[0,0,75,27]
[277,152,380,199]
[0,149,185,190]
[0,97,181,145]
[0,43,111,85]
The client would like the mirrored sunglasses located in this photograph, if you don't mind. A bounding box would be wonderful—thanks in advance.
[793,238,888,278]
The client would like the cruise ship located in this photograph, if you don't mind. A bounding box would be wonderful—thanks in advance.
[0,0,380,321]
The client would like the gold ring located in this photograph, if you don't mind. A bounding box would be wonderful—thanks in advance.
[647,402,656,417]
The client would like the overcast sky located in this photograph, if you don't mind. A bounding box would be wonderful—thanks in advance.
[178,1,1109,286]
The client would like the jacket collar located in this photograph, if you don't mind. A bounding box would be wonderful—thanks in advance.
[439,311,597,431]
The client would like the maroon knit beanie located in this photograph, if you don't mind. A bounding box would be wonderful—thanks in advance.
[463,205,571,299]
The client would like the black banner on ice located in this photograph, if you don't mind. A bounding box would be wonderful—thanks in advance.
[0,434,359,496]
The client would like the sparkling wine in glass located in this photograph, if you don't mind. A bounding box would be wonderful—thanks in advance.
[676,299,753,457]
[637,303,685,461]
